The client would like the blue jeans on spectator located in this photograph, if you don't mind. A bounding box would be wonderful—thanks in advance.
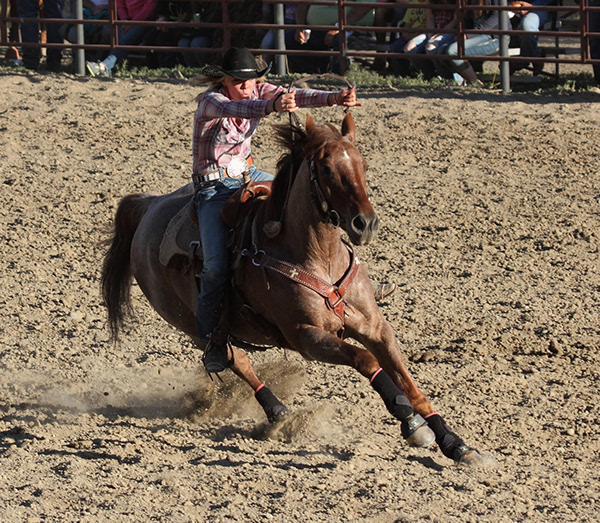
[443,35,500,75]
[17,0,62,69]
[405,33,456,80]
[389,36,410,76]
[194,164,274,343]
[101,23,154,74]
[519,10,553,60]
[178,35,211,68]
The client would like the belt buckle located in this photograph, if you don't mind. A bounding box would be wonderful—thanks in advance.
[227,157,248,179]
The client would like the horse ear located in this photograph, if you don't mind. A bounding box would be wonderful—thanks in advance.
[341,112,355,144]
[305,113,316,133]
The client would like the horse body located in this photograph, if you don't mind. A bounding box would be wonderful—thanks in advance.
[102,113,484,465]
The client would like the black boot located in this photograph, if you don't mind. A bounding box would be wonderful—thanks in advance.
[202,332,233,373]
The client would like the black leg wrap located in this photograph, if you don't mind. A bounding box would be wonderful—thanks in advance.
[255,386,289,424]
[370,370,414,421]
[425,414,473,462]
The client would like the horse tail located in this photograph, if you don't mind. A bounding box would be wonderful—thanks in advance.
[101,193,156,341]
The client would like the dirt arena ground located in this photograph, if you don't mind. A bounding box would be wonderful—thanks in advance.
[1,72,599,522]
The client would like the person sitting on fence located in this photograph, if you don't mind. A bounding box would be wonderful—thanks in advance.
[388,0,428,76]
[16,0,64,71]
[439,0,502,86]
[509,0,556,76]
[85,0,158,76]
[403,0,458,80]
[284,0,378,74]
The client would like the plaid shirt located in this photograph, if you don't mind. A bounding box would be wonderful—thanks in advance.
[192,82,331,175]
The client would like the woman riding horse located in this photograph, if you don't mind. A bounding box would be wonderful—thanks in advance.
[191,47,361,373]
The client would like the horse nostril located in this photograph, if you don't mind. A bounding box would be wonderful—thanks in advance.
[352,214,367,232]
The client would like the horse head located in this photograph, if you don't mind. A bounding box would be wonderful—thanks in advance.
[304,112,379,246]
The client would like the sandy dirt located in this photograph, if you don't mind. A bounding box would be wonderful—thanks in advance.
[1,71,599,522]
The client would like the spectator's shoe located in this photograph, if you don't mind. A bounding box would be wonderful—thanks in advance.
[86,61,109,77]
[532,62,544,76]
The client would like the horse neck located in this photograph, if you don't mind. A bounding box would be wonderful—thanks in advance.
[280,160,345,264]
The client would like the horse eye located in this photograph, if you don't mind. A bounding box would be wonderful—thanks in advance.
[320,165,333,177]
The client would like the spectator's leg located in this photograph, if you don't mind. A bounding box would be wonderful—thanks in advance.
[388,36,410,76]
[43,0,63,69]
[284,29,330,74]
[519,10,552,74]
[427,33,456,81]
[447,35,499,85]
[405,34,434,80]
[16,0,42,69]
[101,24,153,74]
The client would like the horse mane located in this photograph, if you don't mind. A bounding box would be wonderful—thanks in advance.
[268,118,343,222]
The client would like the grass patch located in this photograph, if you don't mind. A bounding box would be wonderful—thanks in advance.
[0,54,597,94]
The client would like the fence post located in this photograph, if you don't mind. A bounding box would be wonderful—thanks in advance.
[274,2,286,75]
[74,0,85,75]
[499,0,511,92]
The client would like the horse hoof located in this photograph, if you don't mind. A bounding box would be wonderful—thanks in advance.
[405,424,436,448]
[401,414,435,448]
[267,405,289,424]
[458,449,497,468]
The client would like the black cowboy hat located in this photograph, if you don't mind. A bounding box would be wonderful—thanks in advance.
[203,47,271,80]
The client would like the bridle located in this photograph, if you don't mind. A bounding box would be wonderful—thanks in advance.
[308,156,341,228]
[284,73,355,230]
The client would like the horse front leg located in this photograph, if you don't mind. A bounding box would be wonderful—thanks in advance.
[295,325,436,449]
[356,320,485,466]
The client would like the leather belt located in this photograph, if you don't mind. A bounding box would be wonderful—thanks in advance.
[193,156,254,186]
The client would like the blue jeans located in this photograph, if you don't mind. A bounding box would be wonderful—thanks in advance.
[195,164,274,343]
[178,35,211,68]
[444,35,500,74]
[405,33,456,80]
[16,0,63,68]
[519,10,553,59]
[389,36,410,76]
[101,23,154,73]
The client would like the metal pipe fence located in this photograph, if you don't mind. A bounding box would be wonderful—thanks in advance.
[2,0,599,90]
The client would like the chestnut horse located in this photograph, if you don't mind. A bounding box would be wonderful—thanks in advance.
[102,112,484,465]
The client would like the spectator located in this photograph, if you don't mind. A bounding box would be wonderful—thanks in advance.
[60,0,110,62]
[388,0,427,76]
[260,3,297,67]
[16,0,63,71]
[85,0,158,76]
[177,2,215,68]
[144,0,193,69]
[509,0,556,75]
[403,0,457,80]
[440,0,502,86]
[285,0,378,74]
[190,47,360,372]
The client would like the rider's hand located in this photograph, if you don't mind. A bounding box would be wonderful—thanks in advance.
[335,86,361,108]
[276,88,299,113]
